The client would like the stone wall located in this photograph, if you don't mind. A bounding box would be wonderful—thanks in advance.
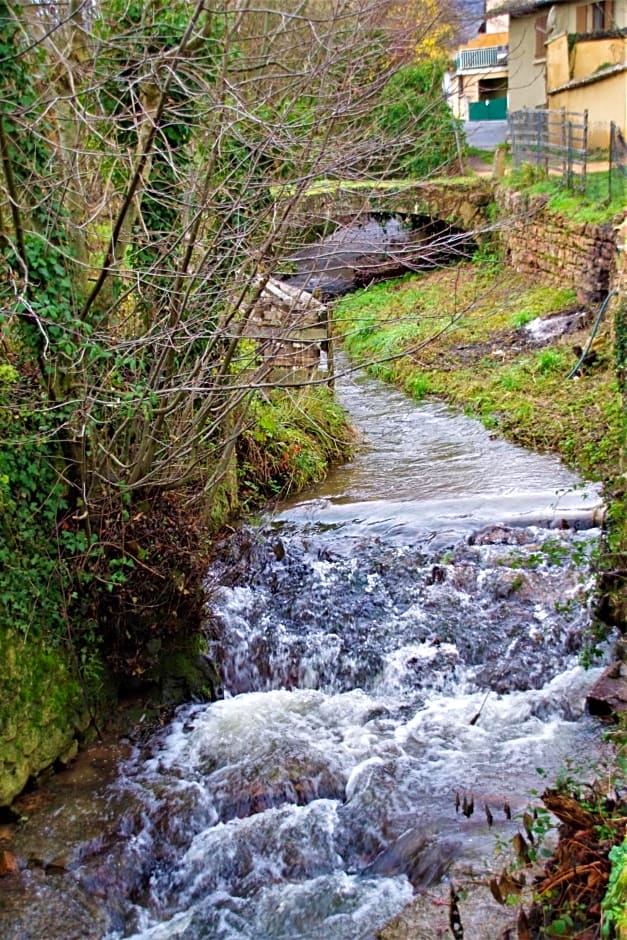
[497,188,618,304]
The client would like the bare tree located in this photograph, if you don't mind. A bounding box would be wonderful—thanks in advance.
[0,0,461,524]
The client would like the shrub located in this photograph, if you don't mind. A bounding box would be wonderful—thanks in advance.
[374,61,461,178]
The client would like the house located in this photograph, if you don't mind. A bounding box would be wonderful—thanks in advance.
[498,0,626,146]
[448,1,510,122]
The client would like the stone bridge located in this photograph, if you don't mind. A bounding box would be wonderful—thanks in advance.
[291,178,495,232]
[256,178,496,377]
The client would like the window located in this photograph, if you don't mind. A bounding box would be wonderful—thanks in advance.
[535,12,548,58]
[601,0,614,30]
[592,2,605,28]
[576,1,614,33]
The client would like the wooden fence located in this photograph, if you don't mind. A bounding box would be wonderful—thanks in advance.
[509,108,589,192]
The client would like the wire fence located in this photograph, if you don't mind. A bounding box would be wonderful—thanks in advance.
[609,121,626,202]
[509,108,588,192]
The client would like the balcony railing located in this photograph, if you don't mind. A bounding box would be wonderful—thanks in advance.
[455,46,508,72]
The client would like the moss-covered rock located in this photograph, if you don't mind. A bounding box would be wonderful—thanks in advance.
[0,629,91,805]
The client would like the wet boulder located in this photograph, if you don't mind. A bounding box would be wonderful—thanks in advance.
[209,753,346,822]
[363,828,460,890]
[586,662,627,718]
[0,850,19,876]
[469,525,528,546]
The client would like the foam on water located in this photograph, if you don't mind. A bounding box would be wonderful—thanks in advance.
[0,358,609,940]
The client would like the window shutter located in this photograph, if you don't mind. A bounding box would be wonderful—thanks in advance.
[576,4,588,31]
[604,0,614,29]
[535,13,549,57]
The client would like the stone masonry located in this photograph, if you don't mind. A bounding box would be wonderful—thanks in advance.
[497,188,619,304]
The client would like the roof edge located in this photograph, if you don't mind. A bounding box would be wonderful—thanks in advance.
[492,0,568,16]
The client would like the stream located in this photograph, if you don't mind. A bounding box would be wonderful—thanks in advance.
[0,362,608,940]
[284,216,473,297]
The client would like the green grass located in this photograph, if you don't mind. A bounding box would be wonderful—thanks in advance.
[510,309,536,328]
[272,175,492,198]
[506,169,623,224]
[465,146,494,162]
[271,178,418,197]
[333,263,620,482]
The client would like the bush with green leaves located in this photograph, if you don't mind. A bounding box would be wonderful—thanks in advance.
[374,61,462,178]
[0,366,67,638]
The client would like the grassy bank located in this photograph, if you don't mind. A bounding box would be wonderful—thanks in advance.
[502,168,626,225]
[334,260,622,483]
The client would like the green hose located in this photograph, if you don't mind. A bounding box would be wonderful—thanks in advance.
[567,288,618,379]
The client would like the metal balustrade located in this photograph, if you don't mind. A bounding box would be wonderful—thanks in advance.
[455,46,507,72]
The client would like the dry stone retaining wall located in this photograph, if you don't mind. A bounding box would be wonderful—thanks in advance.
[496,188,619,304]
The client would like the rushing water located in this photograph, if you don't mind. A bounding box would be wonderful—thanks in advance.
[0,363,607,940]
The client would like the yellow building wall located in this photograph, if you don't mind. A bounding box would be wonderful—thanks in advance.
[508,17,547,112]
[546,33,571,89]
[548,34,626,92]
[571,36,626,80]
[549,71,627,147]
[464,31,509,50]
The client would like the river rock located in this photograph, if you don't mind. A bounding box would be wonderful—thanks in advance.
[0,868,111,938]
[491,570,528,599]
[586,663,627,717]
[469,524,529,546]
[209,754,345,822]
[364,828,460,890]
[0,850,19,876]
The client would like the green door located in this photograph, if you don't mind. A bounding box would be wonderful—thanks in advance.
[469,97,507,121]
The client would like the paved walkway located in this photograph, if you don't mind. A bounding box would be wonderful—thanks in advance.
[463,120,508,150]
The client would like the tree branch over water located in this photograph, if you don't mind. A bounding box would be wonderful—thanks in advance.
[1,0,468,516]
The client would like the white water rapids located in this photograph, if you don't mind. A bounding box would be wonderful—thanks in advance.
[0,364,608,940]
[108,366,606,939]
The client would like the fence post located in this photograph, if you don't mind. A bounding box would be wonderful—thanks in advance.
[561,108,567,185]
[568,121,574,190]
[581,109,588,194]
[535,109,542,168]
[609,121,615,202]
[453,121,465,175]
[326,306,335,390]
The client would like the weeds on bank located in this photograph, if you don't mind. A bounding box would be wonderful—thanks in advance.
[504,170,625,225]
[237,386,354,508]
[488,738,627,939]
